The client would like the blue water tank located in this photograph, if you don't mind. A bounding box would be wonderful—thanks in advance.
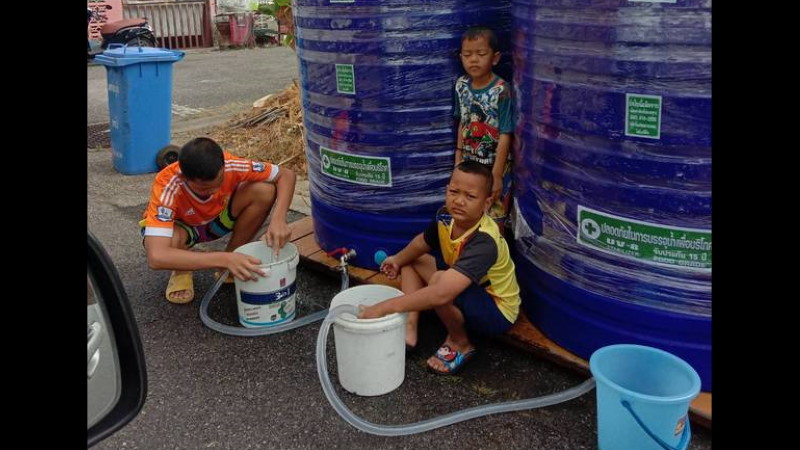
[296,0,511,269]
[511,0,712,390]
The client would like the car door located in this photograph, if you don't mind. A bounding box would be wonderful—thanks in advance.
[87,231,148,447]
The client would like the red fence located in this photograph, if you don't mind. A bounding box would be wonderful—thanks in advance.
[123,0,213,49]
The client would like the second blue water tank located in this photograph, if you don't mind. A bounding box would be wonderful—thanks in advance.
[511,0,712,390]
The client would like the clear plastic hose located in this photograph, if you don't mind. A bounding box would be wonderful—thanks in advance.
[316,304,596,436]
[199,269,337,337]
[200,264,595,434]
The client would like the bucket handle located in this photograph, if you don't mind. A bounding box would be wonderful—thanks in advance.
[287,252,300,271]
[621,400,690,450]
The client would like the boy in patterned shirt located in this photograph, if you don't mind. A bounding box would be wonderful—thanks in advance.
[454,26,514,230]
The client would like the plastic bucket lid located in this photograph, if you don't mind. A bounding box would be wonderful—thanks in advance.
[94,46,185,67]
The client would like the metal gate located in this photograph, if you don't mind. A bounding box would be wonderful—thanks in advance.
[123,0,213,49]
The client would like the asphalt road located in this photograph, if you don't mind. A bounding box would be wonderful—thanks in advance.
[88,45,300,126]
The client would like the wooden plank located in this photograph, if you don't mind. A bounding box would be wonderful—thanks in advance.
[288,216,315,241]
[293,233,323,259]
[502,312,590,374]
[691,393,712,429]
[308,250,377,282]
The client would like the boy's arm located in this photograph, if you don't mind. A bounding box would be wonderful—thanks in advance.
[263,166,297,255]
[389,233,431,267]
[453,84,463,166]
[361,268,471,318]
[491,133,512,200]
[491,83,514,199]
[455,122,464,166]
[380,228,434,278]
[144,237,265,281]
[363,232,497,319]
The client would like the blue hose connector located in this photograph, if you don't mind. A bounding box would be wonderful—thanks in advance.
[374,250,388,266]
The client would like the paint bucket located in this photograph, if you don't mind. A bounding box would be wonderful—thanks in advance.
[328,284,406,396]
[233,241,300,328]
[589,344,701,450]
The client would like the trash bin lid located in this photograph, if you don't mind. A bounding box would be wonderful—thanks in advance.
[94,47,185,67]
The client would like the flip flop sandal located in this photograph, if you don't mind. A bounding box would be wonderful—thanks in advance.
[427,345,477,376]
[165,270,194,304]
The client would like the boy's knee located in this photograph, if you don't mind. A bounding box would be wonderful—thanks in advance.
[252,182,277,204]
[238,182,277,207]
[429,270,447,285]
[400,264,418,278]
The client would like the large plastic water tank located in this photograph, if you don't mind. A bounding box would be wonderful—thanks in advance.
[295,0,511,269]
[511,0,712,390]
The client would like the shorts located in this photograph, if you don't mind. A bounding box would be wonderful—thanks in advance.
[140,192,237,249]
[433,251,514,336]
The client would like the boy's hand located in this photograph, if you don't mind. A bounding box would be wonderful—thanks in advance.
[226,253,266,281]
[380,256,401,279]
[492,174,502,203]
[358,304,385,320]
[263,221,291,257]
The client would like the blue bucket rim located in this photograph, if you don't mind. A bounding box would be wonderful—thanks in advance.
[589,344,702,404]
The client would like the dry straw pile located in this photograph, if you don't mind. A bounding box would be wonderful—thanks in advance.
[209,81,307,177]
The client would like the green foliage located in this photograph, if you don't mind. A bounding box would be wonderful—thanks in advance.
[257,3,278,16]
[257,1,295,49]
[258,0,291,17]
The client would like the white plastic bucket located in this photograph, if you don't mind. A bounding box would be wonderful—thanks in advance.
[233,241,300,328]
[328,284,406,396]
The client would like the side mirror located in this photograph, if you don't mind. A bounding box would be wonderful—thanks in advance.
[87,231,147,447]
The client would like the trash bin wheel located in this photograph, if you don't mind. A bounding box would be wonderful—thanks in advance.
[156,145,180,170]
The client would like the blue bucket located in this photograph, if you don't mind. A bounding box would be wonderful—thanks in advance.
[589,345,701,450]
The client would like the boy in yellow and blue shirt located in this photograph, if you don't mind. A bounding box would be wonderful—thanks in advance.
[359,161,520,375]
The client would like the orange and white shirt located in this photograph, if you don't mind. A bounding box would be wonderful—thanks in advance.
[141,151,279,238]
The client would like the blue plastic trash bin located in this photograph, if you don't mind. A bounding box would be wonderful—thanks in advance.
[94,46,184,174]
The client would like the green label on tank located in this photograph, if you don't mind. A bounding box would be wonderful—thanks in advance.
[577,206,711,271]
[335,64,355,95]
[625,93,662,139]
[320,147,392,187]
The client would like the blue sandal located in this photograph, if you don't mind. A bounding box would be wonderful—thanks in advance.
[428,345,476,376]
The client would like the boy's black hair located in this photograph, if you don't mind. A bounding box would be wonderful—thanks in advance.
[179,137,225,181]
[461,26,499,53]
[454,160,493,196]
